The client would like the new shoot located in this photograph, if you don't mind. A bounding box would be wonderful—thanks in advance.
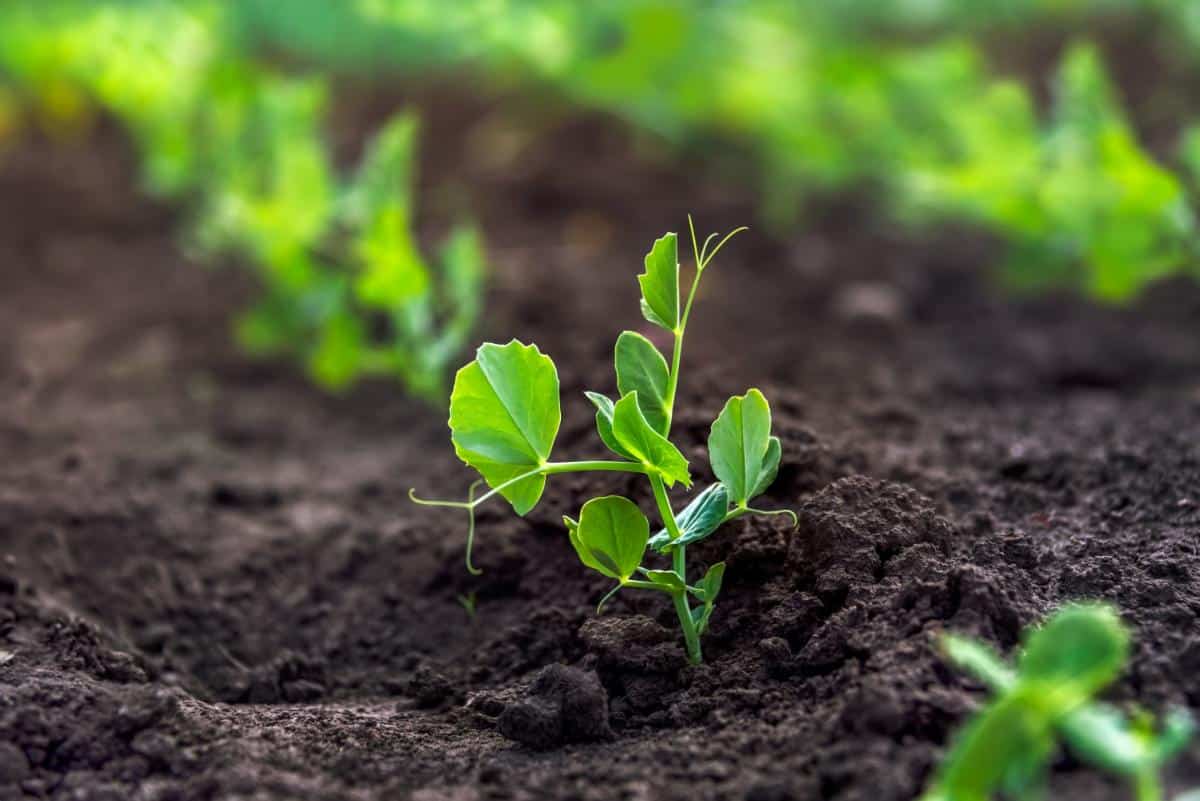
[412,219,795,663]
[922,603,1194,801]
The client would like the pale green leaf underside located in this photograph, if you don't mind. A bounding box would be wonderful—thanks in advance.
[643,569,686,592]
[649,482,730,552]
[450,339,560,514]
[698,562,726,603]
[709,388,774,505]
[584,391,633,460]
[638,232,679,330]
[570,495,649,581]
[612,392,691,488]
[750,436,782,499]
[615,331,671,434]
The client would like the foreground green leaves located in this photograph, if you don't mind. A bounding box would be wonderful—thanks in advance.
[568,496,648,582]
[648,483,729,552]
[638,233,680,331]
[611,392,690,488]
[415,221,793,664]
[449,340,560,514]
[615,331,671,434]
[709,389,781,506]
[923,604,1194,801]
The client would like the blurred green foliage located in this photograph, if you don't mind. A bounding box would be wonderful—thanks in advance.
[231,0,1200,300]
[0,0,484,401]
[3,0,1200,365]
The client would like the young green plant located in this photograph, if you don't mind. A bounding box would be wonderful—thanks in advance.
[411,219,795,663]
[922,603,1194,801]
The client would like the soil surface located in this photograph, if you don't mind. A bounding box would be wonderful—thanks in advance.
[2,86,1200,801]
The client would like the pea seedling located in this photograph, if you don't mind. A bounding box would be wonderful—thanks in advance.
[922,604,1194,801]
[412,219,794,663]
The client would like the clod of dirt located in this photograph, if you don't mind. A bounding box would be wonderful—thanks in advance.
[579,615,686,673]
[497,664,612,749]
[790,476,954,605]
[407,664,458,709]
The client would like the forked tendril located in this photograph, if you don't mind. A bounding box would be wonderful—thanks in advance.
[688,213,749,271]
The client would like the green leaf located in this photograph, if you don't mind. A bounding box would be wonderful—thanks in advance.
[1019,604,1128,699]
[696,562,726,604]
[643,569,686,593]
[649,483,730,552]
[749,435,782,499]
[929,693,1055,801]
[307,311,366,389]
[612,392,691,487]
[449,340,560,514]
[691,604,714,635]
[1057,704,1192,776]
[568,496,649,582]
[638,232,679,330]
[344,112,430,307]
[615,331,671,434]
[942,634,1016,692]
[433,225,486,360]
[584,391,632,460]
[709,388,774,505]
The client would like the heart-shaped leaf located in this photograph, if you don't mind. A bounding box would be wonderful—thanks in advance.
[638,232,679,331]
[449,340,560,514]
[584,391,633,460]
[709,388,775,506]
[568,495,649,582]
[615,331,671,434]
[649,483,730,552]
[612,392,691,487]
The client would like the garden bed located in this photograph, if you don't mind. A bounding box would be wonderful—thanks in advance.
[1,90,1199,800]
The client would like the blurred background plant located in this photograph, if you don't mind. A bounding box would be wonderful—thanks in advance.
[3,0,1199,396]
[0,0,483,400]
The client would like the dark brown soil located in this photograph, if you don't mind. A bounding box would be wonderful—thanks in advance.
[2,87,1200,801]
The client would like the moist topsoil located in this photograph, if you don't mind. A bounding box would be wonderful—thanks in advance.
[1,88,1199,801]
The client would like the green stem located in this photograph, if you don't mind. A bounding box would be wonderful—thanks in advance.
[648,474,684,541]
[662,261,703,431]
[648,474,701,663]
[411,460,648,510]
[542,460,647,476]
[673,583,702,664]
[1134,771,1161,801]
[623,579,676,593]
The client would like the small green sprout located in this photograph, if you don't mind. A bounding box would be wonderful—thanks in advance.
[922,604,1194,801]
[456,591,478,621]
[412,219,795,663]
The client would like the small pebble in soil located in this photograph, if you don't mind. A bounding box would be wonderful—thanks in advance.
[497,664,612,750]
